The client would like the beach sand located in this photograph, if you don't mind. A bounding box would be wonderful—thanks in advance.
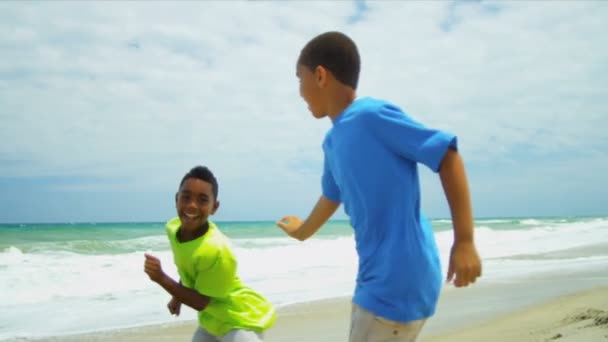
[33,285,608,342]
[425,286,608,342]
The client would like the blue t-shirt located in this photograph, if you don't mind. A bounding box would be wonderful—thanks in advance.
[322,97,457,323]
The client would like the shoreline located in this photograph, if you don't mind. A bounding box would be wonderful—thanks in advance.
[23,277,608,342]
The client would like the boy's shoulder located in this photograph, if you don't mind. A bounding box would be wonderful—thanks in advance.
[206,222,233,248]
[343,97,404,120]
[165,217,181,234]
[327,98,404,134]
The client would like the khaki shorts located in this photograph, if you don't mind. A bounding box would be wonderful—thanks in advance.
[349,303,426,342]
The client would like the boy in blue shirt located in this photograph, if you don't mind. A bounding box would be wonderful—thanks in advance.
[277,31,482,341]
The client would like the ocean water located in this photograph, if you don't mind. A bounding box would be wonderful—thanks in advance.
[1,217,608,340]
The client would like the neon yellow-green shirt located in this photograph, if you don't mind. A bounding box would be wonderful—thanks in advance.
[165,217,276,336]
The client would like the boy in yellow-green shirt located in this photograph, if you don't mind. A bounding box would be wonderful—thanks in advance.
[144,166,276,341]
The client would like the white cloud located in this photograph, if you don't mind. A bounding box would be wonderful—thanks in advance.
[0,0,606,222]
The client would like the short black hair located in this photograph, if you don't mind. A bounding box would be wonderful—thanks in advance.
[179,166,219,200]
[297,31,360,89]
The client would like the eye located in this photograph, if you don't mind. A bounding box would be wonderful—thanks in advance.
[197,196,208,205]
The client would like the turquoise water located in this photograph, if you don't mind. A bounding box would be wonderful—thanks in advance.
[0,217,580,254]
[0,220,353,254]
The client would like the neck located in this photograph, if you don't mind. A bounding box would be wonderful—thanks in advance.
[326,87,356,121]
[178,221,209,243]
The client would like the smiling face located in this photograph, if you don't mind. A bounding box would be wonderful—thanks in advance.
[175,177,219,232]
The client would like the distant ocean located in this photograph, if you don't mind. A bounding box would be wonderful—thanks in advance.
[1,217,608,341]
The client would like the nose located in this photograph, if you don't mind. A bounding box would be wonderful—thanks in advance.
[187,199,198,208]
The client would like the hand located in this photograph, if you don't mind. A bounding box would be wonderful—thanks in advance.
[446,241,482,287]
[144,253,167,283]
[167,296,182,316]
[276,216,303,236]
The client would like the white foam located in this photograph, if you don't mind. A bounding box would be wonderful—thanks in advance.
[435,218,608,261]
[520,219,543,226]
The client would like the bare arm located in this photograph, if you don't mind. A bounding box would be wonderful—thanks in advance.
[277,195,340,241]
[439,149,482,287]
[144,254,210,311]
[156,274,210,311]
[440,149,474,244]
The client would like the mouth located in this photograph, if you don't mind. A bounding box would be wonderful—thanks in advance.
[182,213,200,222]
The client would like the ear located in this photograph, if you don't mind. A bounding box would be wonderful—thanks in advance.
[211,200,220,215]
[175,192,179,205]
[314,65,329,87]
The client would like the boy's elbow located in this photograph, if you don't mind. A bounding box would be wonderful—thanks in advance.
[193,297,210,311]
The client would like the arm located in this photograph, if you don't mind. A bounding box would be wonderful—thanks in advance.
[167,290,182,316]
[440,149,474,244]
[144,254,210,311]
[439,149,482,287]
[156,275,210,311]
[277,195,340,241]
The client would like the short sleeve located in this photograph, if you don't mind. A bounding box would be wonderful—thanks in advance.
[321,154,341,202]
[367,104,458,172]
[194,249,237,299]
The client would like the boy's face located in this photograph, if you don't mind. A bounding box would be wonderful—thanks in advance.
[297,64,326,119]
[175,178,219,231]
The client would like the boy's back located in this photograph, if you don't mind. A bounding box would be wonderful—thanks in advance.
[322,97,455,322]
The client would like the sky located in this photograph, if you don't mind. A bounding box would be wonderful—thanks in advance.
[1,0,607,223]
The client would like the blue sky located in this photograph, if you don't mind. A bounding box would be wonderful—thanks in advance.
[1,1,606,223]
